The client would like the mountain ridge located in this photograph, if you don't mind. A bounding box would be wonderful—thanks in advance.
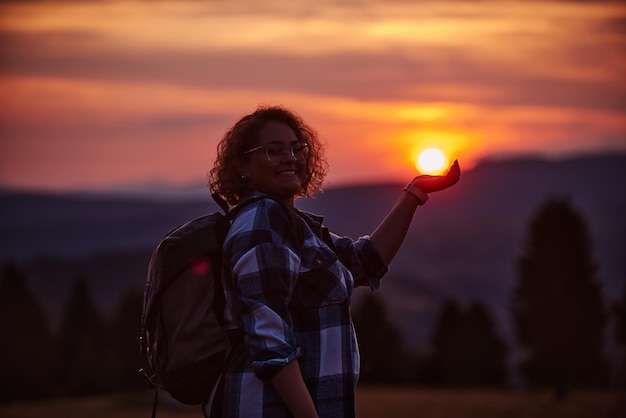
[1,154,624,349]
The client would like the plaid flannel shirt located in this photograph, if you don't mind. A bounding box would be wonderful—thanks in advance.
[213,194,388,418]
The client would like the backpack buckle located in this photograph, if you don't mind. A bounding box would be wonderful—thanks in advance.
[138,368,157,388]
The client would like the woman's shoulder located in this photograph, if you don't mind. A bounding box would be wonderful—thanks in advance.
[231,196,295,235]
[295,209,324,228]
[237,195,292,217]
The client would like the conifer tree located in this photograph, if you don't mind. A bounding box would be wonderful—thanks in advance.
[57,277,117,395]
[613,287,626,349]
[429,300,463,386]
[0,262,54,401]
[112,289,144,390]
[512,197,609,394]
[429,299,508,387]
[352,292,411,384]
[463,301,508,387]
[612,287,626,387]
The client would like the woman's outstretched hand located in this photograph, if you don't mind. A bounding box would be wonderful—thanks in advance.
[409,159,461,194]
[372,159,461,264]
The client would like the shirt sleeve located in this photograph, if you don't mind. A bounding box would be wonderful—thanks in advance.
[225,199,302,380]
[329,233,388,290]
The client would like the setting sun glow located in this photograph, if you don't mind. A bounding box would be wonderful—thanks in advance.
[0,1,624,191]
[416,148,448,174]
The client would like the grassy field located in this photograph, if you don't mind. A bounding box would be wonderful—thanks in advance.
[0,388,624,418]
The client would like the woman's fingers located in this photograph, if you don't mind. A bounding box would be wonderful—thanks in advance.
[411,160,460,193]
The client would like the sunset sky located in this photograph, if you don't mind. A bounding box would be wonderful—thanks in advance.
[1,0,624,193]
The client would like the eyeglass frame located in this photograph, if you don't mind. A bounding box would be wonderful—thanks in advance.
[243,141,309,162]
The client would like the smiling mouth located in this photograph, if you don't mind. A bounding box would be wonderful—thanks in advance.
[277,170,298,176]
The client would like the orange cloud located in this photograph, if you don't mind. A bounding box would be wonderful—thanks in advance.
[1,0,624,192]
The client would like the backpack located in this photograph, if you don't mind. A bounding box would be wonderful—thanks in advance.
[139,193,272,410]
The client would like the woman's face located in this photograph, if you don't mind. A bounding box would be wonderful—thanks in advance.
[239,121,308,206]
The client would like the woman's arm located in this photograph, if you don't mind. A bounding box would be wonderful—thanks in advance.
[270,360,319,418]
[370,192,421,265]
[370,160,460,265]
[229,201,317,416]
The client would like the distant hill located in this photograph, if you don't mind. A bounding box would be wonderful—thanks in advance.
[297,154,626,345]
[1,153,625,350]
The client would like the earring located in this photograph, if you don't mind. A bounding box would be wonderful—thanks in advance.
[240,174,247,181]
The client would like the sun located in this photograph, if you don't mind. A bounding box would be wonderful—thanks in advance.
[416,148,448,174]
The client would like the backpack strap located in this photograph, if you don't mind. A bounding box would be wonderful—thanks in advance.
[279,203,305,251]
[321,226,340,258]
[210,195,303,325]
[211,192,230,214]
[217,194,304,249]
[150,386,159,418]
[210,196,269,326]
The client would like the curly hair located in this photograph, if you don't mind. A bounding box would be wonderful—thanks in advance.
[208,105,328,205]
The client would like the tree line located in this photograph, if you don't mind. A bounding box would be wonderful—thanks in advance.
[1,196,624,402]
[354,196,624,397]
[0,269,144,402]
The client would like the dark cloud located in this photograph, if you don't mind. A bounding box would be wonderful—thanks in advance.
[1,27,624,115]
[598,15,626,35]
[101,113,233,135]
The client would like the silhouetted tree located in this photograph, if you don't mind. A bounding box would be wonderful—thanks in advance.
[463,302,508,387]
[612,287,626,388]
[512,197,609,396]
[57,277,118,395]
[613,287,626,348]
[428,299,508,387]
[112,289,144,390]
[352,292,412,384]
[428,300,463,386]
[0,262,54,401]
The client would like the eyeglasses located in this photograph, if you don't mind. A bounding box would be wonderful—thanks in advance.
[243,142,309,162]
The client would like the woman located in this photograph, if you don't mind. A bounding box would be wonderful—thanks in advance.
[207,105,460,418]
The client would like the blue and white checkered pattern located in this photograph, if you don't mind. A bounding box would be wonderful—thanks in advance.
[215,193,387,418]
